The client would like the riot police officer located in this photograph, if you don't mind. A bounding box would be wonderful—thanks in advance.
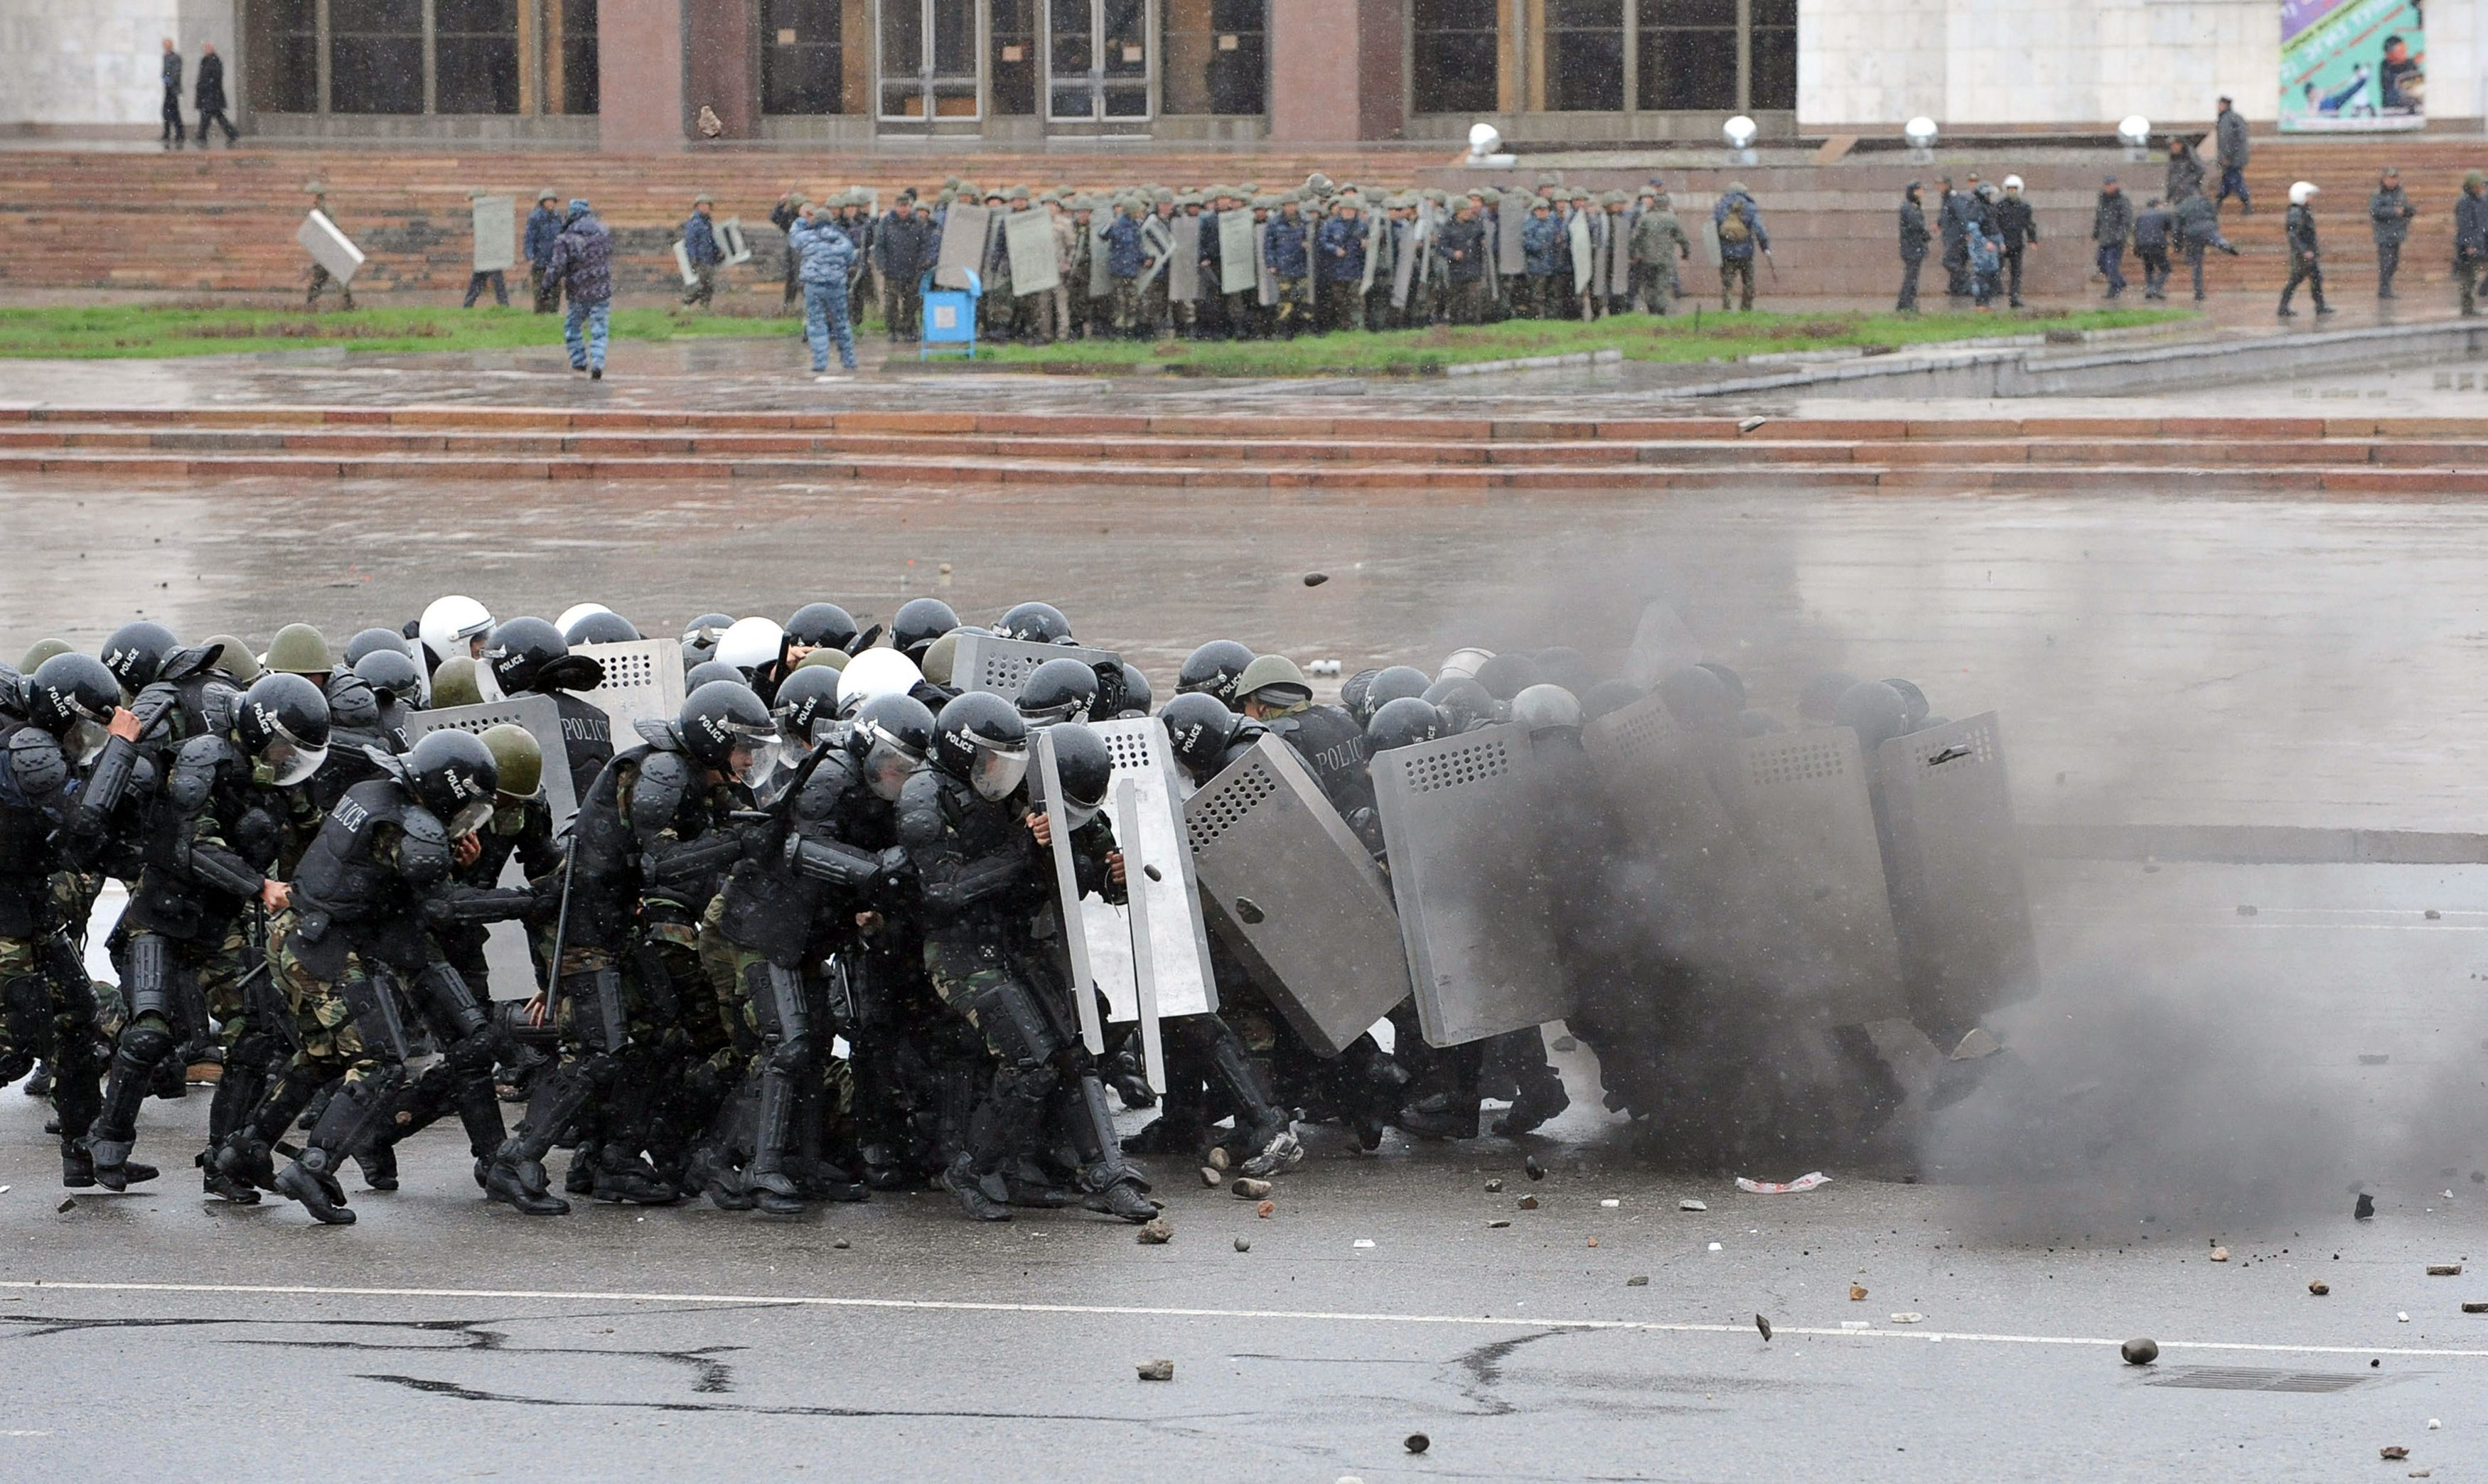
[481,616,614,792]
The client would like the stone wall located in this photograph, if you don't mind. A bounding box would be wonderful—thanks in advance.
[0,0,234,130]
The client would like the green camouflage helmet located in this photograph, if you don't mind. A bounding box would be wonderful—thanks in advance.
[429,656,486,709]
[199,634,262,684]
[17,637,73,672]
[921,630,962,687]
[265,622,331,677]
[478,721,543,802]
[794,647,849,672]
[1233,653,1312,707]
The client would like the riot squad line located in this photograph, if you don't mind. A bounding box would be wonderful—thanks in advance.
[0,596,2033,1226]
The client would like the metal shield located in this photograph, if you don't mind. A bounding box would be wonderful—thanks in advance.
[1872,713,2041,1032]
[672,238,697,287]
[1371,723,1570,1048]
[1496,200,1525,275]
[949,630,1121,705]
[470,195,515,273]
[1031,728,1105,1055]
[1184,736,1407,1058]
[1003,208,1061,294]
[403,692,577,823]
[1580,691,1759,942]
[1218,210,1258,294]
[1737,727,1907,1022]
[719,217,753,265]
[1254,220,1278,306]
[298,210,364,284]
[1169,214,1203,302]
[569,638,685,736]
[1080,719,1216,1023]
[935,202,990,291]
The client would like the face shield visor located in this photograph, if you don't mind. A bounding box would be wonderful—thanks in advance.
[254,727,331,788]
[967,740,1030,802]
[855,721,925,802]
[444,796,494,838]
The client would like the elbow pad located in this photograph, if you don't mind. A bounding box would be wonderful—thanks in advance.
[70,734,142,833]
[178,841,266,900]
[785,833,884,891]
[923,852,1026,913]
[422,887,537,928]
[643,827,748,886]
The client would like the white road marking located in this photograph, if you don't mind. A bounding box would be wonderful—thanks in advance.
[3,1279,2484,1361]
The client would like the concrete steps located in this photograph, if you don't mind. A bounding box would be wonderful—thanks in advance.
[2,405,2483,494]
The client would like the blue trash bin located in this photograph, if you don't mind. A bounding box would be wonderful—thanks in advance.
[921,268,980,360]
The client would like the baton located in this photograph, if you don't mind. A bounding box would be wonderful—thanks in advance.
[540,834,577,1016]
[1763,248,1780,284]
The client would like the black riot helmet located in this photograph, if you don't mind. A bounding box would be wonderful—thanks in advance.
[1040,723,1112,827]
[933,691,1031,801]
[1115,663,1153,718]
[326,674,381,734]
[677,679,776,778]
[235,672,333,787]
[1880,677,1932,731]
[1656,665,1737,733]
[1177,640,1255,710]
[1017,657,1100,726]
[1580,678,1648,725]
[891,598,960,663]
[771,663,844,746]
[100,620,180,692]
[1160,692,1242,780]
[1834,680,1910,750]
[352,647,423,706]
[402,728,498,837]
[1696,662,1749,711]
[998,601,1072,645]
[785,602,860,655]
[1366,696,1447,755]
[482,617,567,695]
[684,659,744,694]
[564,610,640,645]
[27,652,122,746]
[848,692,935,802]
[1798,671,1860,724]
[1422,675,1494,732]
[681,613,736,668]
[1474,652,1544,702]
[1339,669,1380,722]
[343,626,416,670]
[1365,666,1432,719]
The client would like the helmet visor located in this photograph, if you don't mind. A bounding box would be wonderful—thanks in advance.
[65,718,109,768]
[257,712,331,787]
[860,734,921,802]
[968,744,1029,802]
[1062,798,1103,829]
[444,797,494,837]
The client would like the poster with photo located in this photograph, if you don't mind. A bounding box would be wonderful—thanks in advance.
[2282,0,2423,131]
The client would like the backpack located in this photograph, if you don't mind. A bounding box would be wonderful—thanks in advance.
[1717,205,1751,244]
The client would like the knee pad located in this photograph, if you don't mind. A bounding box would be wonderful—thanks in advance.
[970,979,1061,1071]
[116,1019,178,1070]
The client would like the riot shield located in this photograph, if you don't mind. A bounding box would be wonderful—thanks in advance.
[1184,736,1407,1057]
[1580,692,1759,963]
[1004,208,1061,294]
[571,638,685,735]
[470,195,515,273]
[298,210,364,284]
[1736,727,1907,1023]
[1031,728,1107,1057]
[935,202,990,290]
[1371,722,1570,1048]
[404,692,577,823]
[1170,214,1203,302]
[1871,712,2040,1034]
[950,630,1121,704]
[1495,197,1525,276]
[1218,210,1258,294]
[719,217,754,265]
[1081,719,1216,1022]
[1115,775,1167,1093]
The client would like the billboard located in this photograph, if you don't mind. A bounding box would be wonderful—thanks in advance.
[2282,0,2423,131]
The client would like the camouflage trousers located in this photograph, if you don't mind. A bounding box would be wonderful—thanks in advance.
[1108,279,1142,335]
[1271,274,1311,334]
[0,933,104,1146]
[263,912,402,1099]
[695,923,856,1139]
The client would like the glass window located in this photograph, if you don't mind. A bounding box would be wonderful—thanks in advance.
[1636,0,1734,111]
[329,0,425,114]
[764,0,847,112]
[559,0,599,114]
[1751,0,1795,109]
[434,0,518,113]
[270,0,319,112]
[1163,0,1262,114]
[992,0,1036,115]
[1412,0,1498,115]
[1545,0,1622,112]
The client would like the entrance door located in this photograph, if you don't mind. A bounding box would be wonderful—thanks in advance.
[879,0,981,123]
[1045,0,1151,122]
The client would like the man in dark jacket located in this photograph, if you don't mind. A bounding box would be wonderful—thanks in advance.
[2278,182,2332,318]
[193,42,237,145]
[770,186,806,311]
[1897,181,1931,313]
[2164,139,2204,207]
[2093,177,2134,299]
[1935,177,1967,296]
[1264,200,1312,337]
[2214,96,2253,214]
[545,198,614,377]
[2133,196,2174,300]
[681,194,722,310]
[1438,200,1490,324]
[1712,184,1767,311]
[2457,172,2488,316]
[523,190,562,313]
[2176,190,2238,301]
[1995,176,2039,308]
[1315,198,1368,333]
[159,38,185,149]
[2369,167,2415,299]
[875,192,934,342]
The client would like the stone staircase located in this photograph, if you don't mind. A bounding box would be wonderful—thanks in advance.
[4,404,2483,495]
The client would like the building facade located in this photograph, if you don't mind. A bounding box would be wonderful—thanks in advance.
[3,0,2478,146]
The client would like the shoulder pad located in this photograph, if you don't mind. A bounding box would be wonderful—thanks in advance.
[630,748,694,832]
[0,665,22,717]
[156,642,220,685]
[632,718,682,751]
[894,769,948,846]
[169,734,234,809]
[327,676,380,730]
[7,728,68,803]
[793,753,859,826]
[397,805,453,886]
[367,744,413,786]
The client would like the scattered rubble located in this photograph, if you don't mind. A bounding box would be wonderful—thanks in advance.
[2210,1247,2230,1262]
[1485,1179,1504,1193]
[2460,1301,2487,1314]
[1754,1314,1772,1341]
[1627,1275,1649,1286]
[2310,1281,2331,1296]
[1680,1198,1707,1212]
[1353,1239,1376,1249]
[2381,1446,2409,1461]
[1232,1178,1272,1200]
[1850,1285,1869,1301]
[1891,1313,1926,1324]
[1256,1200,1275,1218]
[1736,1173,1830,1194]
[1302,573,1329,587]
[1199,1167,1221,1188]
[1518,1195,1539,1210]
[2425,1264,2462,1276]
[1135,1359,1175,1382]
[1137,1217,1174,1244]
[2356,1193,2377,1220]
[2121,1338,2159,1365]
[1404,1434,1430,1454]
[1233,1237,1250,1252]
[1524,1156,1545,1181]
[1486,1220,1510,1229]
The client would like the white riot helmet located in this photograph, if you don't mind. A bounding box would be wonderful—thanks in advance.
[554,602,614,635]
[837,648,924,714]
[714,616,787,677]
[2289,181,2318,206]
[418,596,495,670]
[1439,647,1496,681]
[2002,175,2024,193]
